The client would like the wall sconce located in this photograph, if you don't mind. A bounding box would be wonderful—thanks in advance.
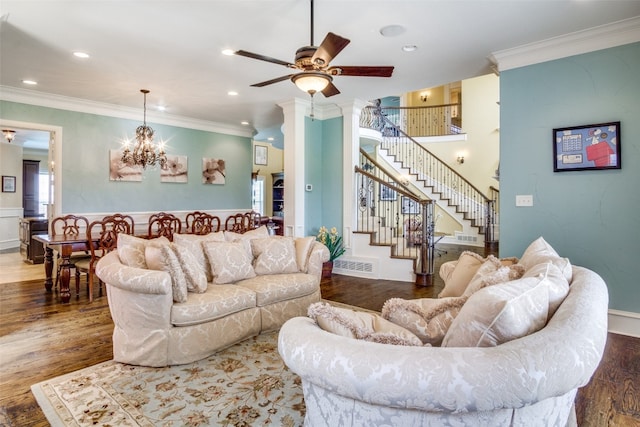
[420,92,429,103]
[457,155,465,164]
[2,129,16,143]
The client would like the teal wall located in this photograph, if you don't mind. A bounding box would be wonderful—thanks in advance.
[305,115,343,237]
[0,101,253,213]
[500,42,640,313]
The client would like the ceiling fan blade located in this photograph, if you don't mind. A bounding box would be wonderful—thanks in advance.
[328,65,394,77]
[235,50,296,68]
[321,81,340,97]
[250,74,296,87]
[311,32,350,67]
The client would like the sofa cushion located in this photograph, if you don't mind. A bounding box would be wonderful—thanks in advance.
[173,232,225,282]
[295,236,316,273]
[170,284,256,326]
[237,273,317,306]
[145,244,188,303]
[442,275,549,347]
[519,236,572,282]
[308,302,423,346]
[172,243,207,293]
[224,225,270,242]
[251,237,299,275]
[203,240,256,284]
[523,261,570,319]
[117,234,170,269]
[381,296,467,346]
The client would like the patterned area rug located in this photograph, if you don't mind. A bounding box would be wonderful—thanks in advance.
[31,331,304,426]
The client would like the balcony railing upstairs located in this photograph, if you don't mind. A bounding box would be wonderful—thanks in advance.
[360,103,463,138]
[355,148,437,285]
[360,104,498,250]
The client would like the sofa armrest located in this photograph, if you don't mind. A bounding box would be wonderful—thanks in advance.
[278,269,608,413]
[305,241,330,277]
[96,251,172,295]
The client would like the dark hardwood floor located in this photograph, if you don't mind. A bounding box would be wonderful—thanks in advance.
[0,244,638,426]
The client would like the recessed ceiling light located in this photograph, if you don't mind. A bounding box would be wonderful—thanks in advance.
[22,79,37,85]
[267,137,274,141]
[222,49,235,56]
[73,51,90,59]
[228,91,238,96]
[156,105,166,111]
[241,121,249,126]
[402,45,418,52]
[380,25,406,37]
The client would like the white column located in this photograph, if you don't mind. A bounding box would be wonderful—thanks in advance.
[278,98,309,237]
[337,99,369,248]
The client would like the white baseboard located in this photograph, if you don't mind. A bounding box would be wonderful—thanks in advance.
[608,309,640,338]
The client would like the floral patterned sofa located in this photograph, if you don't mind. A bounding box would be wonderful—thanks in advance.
[278,237,609,426]
[96,227,329,367]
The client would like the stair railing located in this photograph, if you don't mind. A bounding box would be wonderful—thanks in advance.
[355,148,436,285]
[361,104,498,249]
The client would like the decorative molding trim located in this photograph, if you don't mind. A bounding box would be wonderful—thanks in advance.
[0,86,253,138]
[490,16,640,71]
[608,309,640,338]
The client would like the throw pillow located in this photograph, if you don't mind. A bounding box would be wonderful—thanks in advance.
[224,225,270,242]
[203,240,256,284]
[382,296,467,346]
[117,234,170,269]
[519,236,572,282]
[251,237,299,275]
[522,261,570,319]
[173,232,225,282]
[437,251,486,298]
[172,243,208,293]
[308,302,423,346]
[442,276,549,347]
[295,236,316,272]
[144,244,188,303]
[462,262,525,296]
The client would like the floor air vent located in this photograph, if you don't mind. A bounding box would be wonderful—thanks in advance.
[334,259,374,273]
[456,234,478,243]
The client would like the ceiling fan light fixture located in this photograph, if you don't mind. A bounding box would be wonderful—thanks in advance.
[292,72,332,95]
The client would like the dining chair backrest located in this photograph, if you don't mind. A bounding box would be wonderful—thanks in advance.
[185,211,221,235]
[148,212,182,241]
[244,211,261,230]
[87,214,135,261]
[224,213,249,233]
[51,214,89,237]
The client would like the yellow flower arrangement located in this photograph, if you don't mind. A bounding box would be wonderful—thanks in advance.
[316,226,346,261]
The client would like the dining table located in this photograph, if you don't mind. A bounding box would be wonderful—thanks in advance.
[33,233,95,303]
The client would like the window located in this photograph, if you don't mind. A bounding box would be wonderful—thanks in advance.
[252,176,265,215]
[38,172,50,216]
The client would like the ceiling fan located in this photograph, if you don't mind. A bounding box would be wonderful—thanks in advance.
[234,0,394,98]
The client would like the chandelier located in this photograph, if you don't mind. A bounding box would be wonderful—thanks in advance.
[121,89,167,169]
[2,129,16,143]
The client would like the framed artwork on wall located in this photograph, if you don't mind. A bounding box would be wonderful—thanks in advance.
[379,183,397,201]
[2,175,16,192]
[202,158,226,184]
[109,149,143,181]
[161,155,188,183]
[553,121,621,172]
[254,145,267,166]
[401,196,420,214]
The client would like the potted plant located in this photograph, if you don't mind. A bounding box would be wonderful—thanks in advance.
[316,226,346,278]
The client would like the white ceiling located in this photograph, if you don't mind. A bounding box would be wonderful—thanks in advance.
[1,1,640,146]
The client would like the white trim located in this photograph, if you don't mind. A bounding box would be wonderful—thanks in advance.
[0,86,253,138]
[490,16,640,71]
[608,309,640,338]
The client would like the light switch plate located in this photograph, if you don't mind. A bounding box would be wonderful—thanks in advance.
[516,195,533,207]
[305,184,312,192]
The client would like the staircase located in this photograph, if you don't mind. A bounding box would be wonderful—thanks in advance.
[344,104,499,284]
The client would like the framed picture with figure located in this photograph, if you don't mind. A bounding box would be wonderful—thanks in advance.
[553,122,621,172]
[379,183,397,201]
[2,176,16,192]
[254,145,268,166]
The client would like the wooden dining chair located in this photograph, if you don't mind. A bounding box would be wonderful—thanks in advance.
[148,212,182,241]
[185,211,221,235]
[51,214,91,296]
[78,213,135,302]
[244,211,262,230]
[224,212,249,233]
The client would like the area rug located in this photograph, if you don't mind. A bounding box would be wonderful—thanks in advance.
[31,331,304,426]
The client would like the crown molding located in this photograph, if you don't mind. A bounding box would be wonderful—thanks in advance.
[490,16,640,72]
[0,86,254,138]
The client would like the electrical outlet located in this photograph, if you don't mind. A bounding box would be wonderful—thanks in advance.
[516,195,533,207]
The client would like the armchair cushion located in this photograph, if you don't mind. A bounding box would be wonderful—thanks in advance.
[308,301,423,346]
[251,237,299,275]
[443,275,549,347]
[295,236,316,273]
[203,240,256,284]
[382,296,467,346]
[170,284,256,327]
